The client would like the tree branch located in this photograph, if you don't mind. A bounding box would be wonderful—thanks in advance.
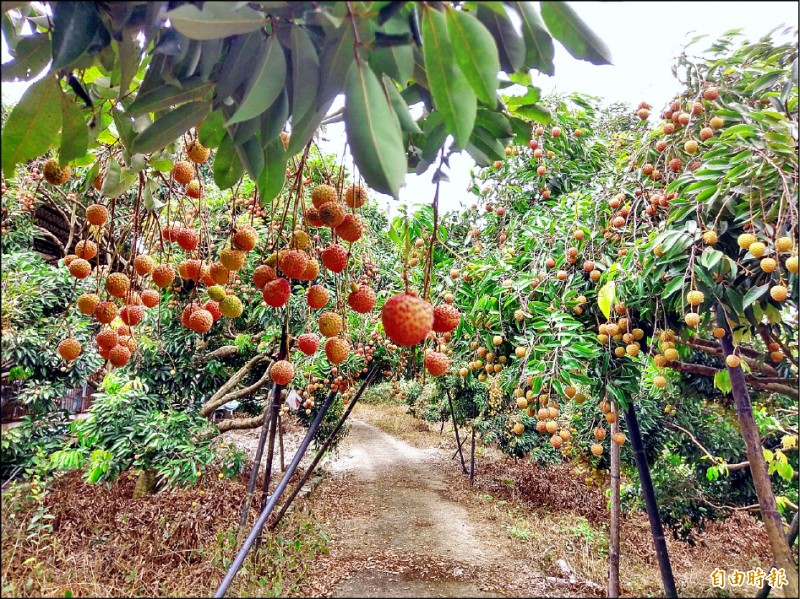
[199,355,268,417]
[216,408,269,433]
[667,361,797,397]
[683,337,779,377]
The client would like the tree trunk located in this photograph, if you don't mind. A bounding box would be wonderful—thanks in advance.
[624,402,677,598]
[716,308,798,598]
[608,399,621,598]
[132,468,157,499]
[756,511,799,598]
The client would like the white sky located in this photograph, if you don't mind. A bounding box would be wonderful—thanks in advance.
[3,2,798,216]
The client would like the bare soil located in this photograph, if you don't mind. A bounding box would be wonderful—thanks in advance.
[302,419,566,598]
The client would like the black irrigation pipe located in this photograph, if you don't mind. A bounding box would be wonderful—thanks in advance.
[213,388,338,598]
[269,364,380,531]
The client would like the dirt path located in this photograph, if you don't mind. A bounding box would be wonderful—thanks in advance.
[308,419,557,598]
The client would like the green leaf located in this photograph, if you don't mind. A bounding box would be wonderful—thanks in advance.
[539,1,612,66]
[50,2,103,70]
[285,97,334,156]
[742,283,770,309]
[215,31,264,100]
[284,24,319,125]
[130,101,210,155]
[260,89,289,144]
[233,136,264,182]
[127,77,213,116]
[368,15,414,84]
[214,135,244,189]
[256,140,287,204]
[198,110,226,148]
[1,33,50,82]
[227,34,286,126]
[59,91,88,163]
[117,30,139,101]
[510,102,551,123]
[344,61,406,199]
[597,281,615,319]
[513,1,555,76]
[465,126,505,166]
[100,158,137,199]
[382,74,422,134]
[1,75,62,176]
[476,4,525,73]
[445,7,500,105]
[318,23,356,107]
[422,6,476,149]
[166,2,267,40]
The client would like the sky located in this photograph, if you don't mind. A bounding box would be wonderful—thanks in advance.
[2,2,798,217]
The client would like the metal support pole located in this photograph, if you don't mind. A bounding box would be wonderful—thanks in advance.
[213,389,338,598]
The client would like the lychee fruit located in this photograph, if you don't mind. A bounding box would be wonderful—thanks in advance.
[318,311,343,337]
[43,159,71,185]
[432,304,460,333]
[152,264,176,288]
[177,228,199,251]
[301,258,320,281]
[172,161,194,185]
[321,244,348,273]
[325,337,350,364]
[232,225,258,252]
[69,259,92,279]
[279,249,309,279]
[105,272,131,298]
[95,301,118,324]
[186,180,201,199]
[307,285,329,309]
[188,309,214,333]
[306,206,323,227]
[86,204,109,226]
[141,289,160,308]
[318,202,346,228]
[297,333,320,356]
[120,305,144,326]
[219,295,244,318]
[133,254,155,275]
[209,262,231,284]
[74,239,98,260]
[344,184,367,208]
[770,285,788,302]
[737,233,756,250]
[186,140,210,164]
[57,338,81,361]
[270,360,295,385]
[425,351,449,376]
[204,300,223,321]
[77,293,100,315]
[381,293,433,347]
[335,213,364,242]
[96,329,119,351]
[253,264,277,289]
[311,184,338,209]
[348,285,376,314]
[109,345,132,367]
[262,277,291,308]
[220,248,246,272]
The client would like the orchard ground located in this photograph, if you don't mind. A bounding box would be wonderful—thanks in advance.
[2,395,772,598]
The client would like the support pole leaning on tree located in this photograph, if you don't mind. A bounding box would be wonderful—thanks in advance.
[445,388,468,474]
[269,365,380,530]
[624,401,677,598]
[214,388,338,598]
[756,511,799,598]
[236,378,281,537]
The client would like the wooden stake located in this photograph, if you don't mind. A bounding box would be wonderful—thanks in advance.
[716,307,798,598]
[446,388,467,474]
